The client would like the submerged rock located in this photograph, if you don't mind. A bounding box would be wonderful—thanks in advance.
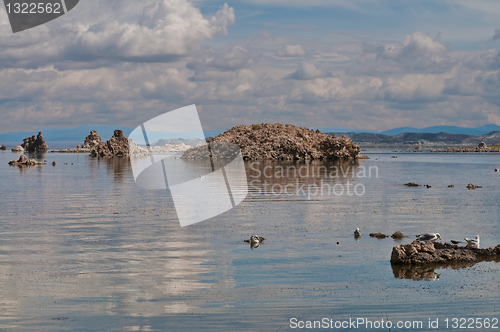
[390,240,500,265]
[467,183,482,190]
[21,131,49,152]
[8,155,46,166]
[370,232,389,239]
[182,123,363,161]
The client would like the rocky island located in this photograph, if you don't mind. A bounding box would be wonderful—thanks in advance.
[51,130,129,157]
[8,155,46,166]
[182,123,365,161]
[428,142,500,153]
[51,130,104,153]
[391,240,500,265]
[11,131,49,152]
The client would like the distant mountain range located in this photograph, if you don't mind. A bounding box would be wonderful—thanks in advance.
[338,131,500,145]
[1,124,500,148]
[318,124,500,136]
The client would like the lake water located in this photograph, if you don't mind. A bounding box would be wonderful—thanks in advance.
[0,149,500,331]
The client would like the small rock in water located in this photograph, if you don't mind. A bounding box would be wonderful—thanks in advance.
[391,231,406,239]
[448,184,454,187]
[425,184,431,188]
[404,182,420,187]
[51,161,56,166]
[467,183,482,190]
[370,232,389,239]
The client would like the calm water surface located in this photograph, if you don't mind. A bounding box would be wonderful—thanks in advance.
[0,150,500,331]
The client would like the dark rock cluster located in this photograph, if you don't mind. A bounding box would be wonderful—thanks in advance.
[182,123,364,161]
[8,155,46,166]
[20,132,49,152]
[0,144,6,150]
[91,130,129,157]
[391,241,500,265]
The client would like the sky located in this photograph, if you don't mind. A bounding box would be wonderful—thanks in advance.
[0,0,500,133]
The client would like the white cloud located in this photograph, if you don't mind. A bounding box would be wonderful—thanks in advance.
[276,44,306,57]
[74,1,234,59]
[0,0,235,66]
[285,62,332,80]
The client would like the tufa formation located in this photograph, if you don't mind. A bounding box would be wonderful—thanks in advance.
[182,123,364,161]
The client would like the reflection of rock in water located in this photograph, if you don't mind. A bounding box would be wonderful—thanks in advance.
[100,156,131,183]
[392,260,490,281]
[392,264,441,281]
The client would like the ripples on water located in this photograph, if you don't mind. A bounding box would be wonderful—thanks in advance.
[0,150,499,331]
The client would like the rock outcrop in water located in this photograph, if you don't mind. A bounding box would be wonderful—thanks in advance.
[8,155,46,166]
[83,130,104,150]
[181,123,364,161]
[91,130,129,157]
[51,130,105,153]
[429,142,500,153]
[11,145,24,152]
[390,241,500,265]
[0,144,6,150]
[20,132,49,152]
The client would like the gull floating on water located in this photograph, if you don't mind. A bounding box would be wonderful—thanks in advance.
[416,233,441,242]
[464,235,480,248]
[244,235,266,249]
[354,228,361,237]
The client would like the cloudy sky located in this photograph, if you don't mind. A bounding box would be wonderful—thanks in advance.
[0,0,500,133]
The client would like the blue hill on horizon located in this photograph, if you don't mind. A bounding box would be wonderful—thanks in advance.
[318,124,500,136]
[1,124,499,147]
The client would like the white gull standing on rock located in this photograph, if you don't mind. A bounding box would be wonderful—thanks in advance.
[416,233,441,242]
[464,235,480,248]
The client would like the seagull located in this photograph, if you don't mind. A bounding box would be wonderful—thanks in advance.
[416,233,441,242]
[244,235,265,250]
[244,235,265,244]
[354,228,361,238]
[250,235,260,244]
[199,174,205,179]
[464,235,480,248]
